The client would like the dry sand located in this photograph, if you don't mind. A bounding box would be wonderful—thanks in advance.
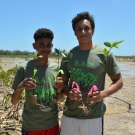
[0,58,135,135]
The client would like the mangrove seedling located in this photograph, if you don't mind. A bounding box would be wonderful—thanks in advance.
[30,53,46,107]
[54,48,61,69]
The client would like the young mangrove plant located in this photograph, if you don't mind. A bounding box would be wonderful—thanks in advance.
[53,48,67,112]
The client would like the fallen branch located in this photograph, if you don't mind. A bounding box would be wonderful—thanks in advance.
[109,96,134,113]
[0,105,16,124]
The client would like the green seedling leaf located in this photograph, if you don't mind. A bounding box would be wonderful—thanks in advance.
[62,52,73,63]
[62,60,69,63]
[55,48,60,56]
[68,53,73,60]
[55,70,64,81]
[55,53,59,56]
[33,68,37,77]
[113,45,118,49]
[103,48,108,56]
[61,52,66,58]
[62,52,68,58]
[112,40,124,47]
[104,42,111,47]
[54,48,61,69]
[38,55,43,58]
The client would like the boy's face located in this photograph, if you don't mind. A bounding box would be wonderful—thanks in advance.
[33,38,53,58]
[74,19,94,44]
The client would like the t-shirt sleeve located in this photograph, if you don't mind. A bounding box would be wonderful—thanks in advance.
[105,52,121,76]
[12,66,25,90]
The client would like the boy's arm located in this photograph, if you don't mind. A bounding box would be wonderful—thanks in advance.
[56,93,66,102]
[53,78,65,102]
[102,73,123,97]
[62,76,70,97]
[11,78,36,105]
[11,87,24,105]
[87,73,123,104]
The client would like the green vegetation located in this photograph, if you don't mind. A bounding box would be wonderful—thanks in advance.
[0,65,25,106]
[0,66,17,87]
[0,49,134,59]
[0,49,64,59]
[0,64,25,123]
[116,56,135,59]
[0,54,32,59]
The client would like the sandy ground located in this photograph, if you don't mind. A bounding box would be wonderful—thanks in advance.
[104,75,135,135]
[0,58,135,135]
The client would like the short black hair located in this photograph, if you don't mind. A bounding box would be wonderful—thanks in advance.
[72,12,95,31]
[33,28,54,42]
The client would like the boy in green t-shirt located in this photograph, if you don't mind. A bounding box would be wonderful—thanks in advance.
[11,28,64,135]
[60,12,123,135]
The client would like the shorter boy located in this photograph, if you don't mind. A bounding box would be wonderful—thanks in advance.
[11,28,63,135]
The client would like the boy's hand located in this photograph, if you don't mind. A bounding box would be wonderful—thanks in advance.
[54,77,64,94]
[87,91,103,105]
[17,78,36,91]
[69,88,82,101]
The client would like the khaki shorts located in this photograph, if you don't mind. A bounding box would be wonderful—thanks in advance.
[60,115,103,135]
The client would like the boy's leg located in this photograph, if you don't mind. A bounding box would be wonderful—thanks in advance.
[60,116,103,135]
[60,115,80,135]
[79,117,103,135]
[22,128,30,135]
[102,117,104,135]
[46,124,59,135]
[22,124,59,135]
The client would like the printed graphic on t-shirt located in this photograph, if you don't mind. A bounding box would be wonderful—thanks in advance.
[75,60,95,67]
[70,60,97,88]
[28,76,56,112]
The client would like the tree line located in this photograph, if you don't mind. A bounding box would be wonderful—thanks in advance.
[0,49,134,59]
[0,49,32,55]
[0,49,66,58]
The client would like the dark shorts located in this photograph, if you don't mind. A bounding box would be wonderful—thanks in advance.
[22,124,59,135]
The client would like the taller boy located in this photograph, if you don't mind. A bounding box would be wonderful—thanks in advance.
[60,12,123,135]
[11,28,63,135]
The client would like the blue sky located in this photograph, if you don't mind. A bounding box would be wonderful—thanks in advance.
[0,0,135,56]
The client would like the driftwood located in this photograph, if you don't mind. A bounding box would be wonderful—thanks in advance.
[0,106,15,125]
[109,96,134,113]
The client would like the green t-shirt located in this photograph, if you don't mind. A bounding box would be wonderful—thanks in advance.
[60,45,120,119]
[12,60,59,130]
